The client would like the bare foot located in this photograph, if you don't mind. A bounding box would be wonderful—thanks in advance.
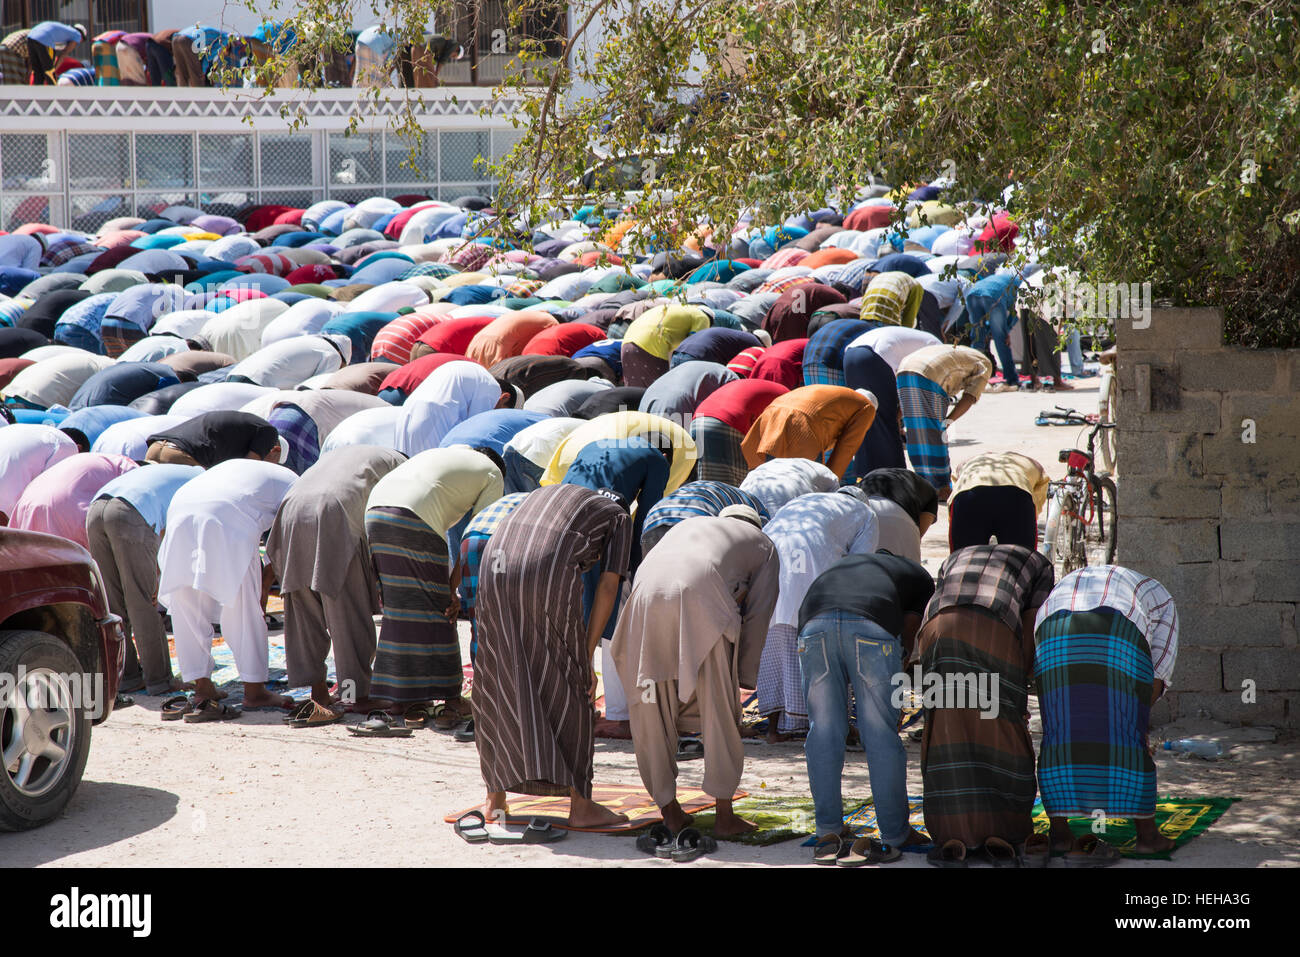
[593,717,632,739]
[340,697,389,714]
[1135,820,1176,854]
[568,796,629,829]
[242,685,294,709]
[714,814,757,837]
[766,726,794,744]
[660,800,694,833]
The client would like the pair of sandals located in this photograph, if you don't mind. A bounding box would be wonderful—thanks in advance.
[160,695,242,723]
[347,710,414,737]
[813,833,903,867]
[929,838,1017,867]
[453,810,567,845]
[635,824,718,863]
[404,703,470,731]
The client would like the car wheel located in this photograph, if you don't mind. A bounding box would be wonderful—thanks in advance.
[0,630,94,831]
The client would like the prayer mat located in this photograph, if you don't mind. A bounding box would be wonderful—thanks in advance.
[800,795,932,849]
[1030,796,1239,860]
[690,795,822,846]
[442,784,747,834]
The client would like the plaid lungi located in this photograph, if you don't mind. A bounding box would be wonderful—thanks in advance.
[898,370,951,489]
[756,623,809,734]
[366,506,460,703]
[100,318,147,359]
[620,340,669,389]
[267,403,320,475]
[1034,607,1157,818]
[689,415,748,486]
[918,606,1037,848]
[92,41,120,85]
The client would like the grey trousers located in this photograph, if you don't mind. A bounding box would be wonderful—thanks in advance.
[282,548,379,699]
[85,497,175,694]
[625,638,745,808]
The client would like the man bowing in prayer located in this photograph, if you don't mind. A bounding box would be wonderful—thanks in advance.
[612,506,780,836]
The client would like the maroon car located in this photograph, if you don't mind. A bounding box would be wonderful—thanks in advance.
[0,528,124,831]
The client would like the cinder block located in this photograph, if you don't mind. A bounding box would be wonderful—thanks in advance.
[1178,350,1286,393]
[1173,691,1295,728]
[1115,432,1176,476]
[1116,351,1176,392]
[1117,307,1222,351]
[1173,648,1224,692]
[1117,519,1219,565]
[1118,390,1221,435]
[1222,649,1300,693]
[1239,562,1300,604]
[1177,602,1292,649]
[1220,522,1300,562]
[1131,560,1222,607]
[1220,484,1270,519]
[1119,478,1221,519]
[1218,561,1258,605]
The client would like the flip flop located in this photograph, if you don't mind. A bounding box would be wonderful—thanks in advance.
[486,818,567,845]
[1064,835,1123,868]
[635,823,675,857]
[927,839,968,868]
[432,702,471,730]
[454,719,476,742]
[282,699,315,725]
[347,710,414,737]
[839,836,902,867]
[1022,834,1051,868]
[670,827,717,863]
[454,810,489,844]
[981,836,1021,868]
[160,694,193,721]
[403,706,430,730]
[114,693,135,709]
[183,700,242,723]
[675,738,704,761]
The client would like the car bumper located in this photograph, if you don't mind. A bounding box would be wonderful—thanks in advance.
[95,613,124,724]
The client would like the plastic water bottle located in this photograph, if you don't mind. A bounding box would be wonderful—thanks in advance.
[1163,739,1222,759]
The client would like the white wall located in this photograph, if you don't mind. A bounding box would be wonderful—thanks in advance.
[151,0,440,36]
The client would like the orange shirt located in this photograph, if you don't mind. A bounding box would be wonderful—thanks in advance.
[741,385,876,479]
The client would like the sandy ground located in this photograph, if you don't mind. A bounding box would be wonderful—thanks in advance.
[5,379,1298,868]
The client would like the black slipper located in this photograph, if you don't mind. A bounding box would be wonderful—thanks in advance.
[636,823,675,856]
[670,827,717,863]
[454,810,489,844]
[486,817,567,844]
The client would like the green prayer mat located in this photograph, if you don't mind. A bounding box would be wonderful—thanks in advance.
[691,795,932,847]
[1031,796,1239,860]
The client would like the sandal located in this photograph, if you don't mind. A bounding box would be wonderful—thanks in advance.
[981,836,1021,868]
[403,705,431,730]
[347,710,414,737]
[1064,834,1122,868]
[635,823,675,857]
[486,817,567,845]
[183,700,242,723]
[291,699,344,728]
[432,702,471,730]
[1022,833,1051,868]
[927,839,969,868]
[839,836,902,867]
[160,694,193,721]
[675,738,704,761]
[282,699,315,725]
[670,827,717,863]
[454,810,490,844]
[454,719,476,742]
[812,833,847,866]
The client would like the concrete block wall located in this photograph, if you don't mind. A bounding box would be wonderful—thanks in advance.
[1115,308,1298,728]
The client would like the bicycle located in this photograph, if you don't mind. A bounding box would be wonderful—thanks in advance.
[1040,420,1118,577]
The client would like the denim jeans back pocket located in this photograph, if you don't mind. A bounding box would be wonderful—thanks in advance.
[797,629,829,684]
[854,633,898,688]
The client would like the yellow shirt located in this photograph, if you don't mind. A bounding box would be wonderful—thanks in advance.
[951,451,1051,513]
[366,446,503,540]
[621,304,711,360]
[542,410,697,492]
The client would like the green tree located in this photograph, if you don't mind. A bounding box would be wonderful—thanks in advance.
[241,0,1300,345]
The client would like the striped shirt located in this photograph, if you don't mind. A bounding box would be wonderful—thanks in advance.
[860,271,922,327]
[1035,565,1180,685]
[924,544,1055,636]
[897,344,993,400]
[370,312,441,364]
[641,481,770,540]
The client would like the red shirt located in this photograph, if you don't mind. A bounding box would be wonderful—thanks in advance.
[693,378,790,434]
[726,345,766,377]
[523,322,606,357]
[380,352,468,396]
[749,337,808,390]
[371,312,442,364]
[414,314,496,355]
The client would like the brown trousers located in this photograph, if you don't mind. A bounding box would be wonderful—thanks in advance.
[282,548,380,699]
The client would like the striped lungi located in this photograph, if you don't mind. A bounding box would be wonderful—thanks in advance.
[366,506,460,703]
[620,341,669,389]
[918,607,1037,848]
[267,404,320,475]
[898,370,951,489]
[100,318,147,360]
[689,415,748,486]
[1034,607,1156,819]
[756,623,809,734]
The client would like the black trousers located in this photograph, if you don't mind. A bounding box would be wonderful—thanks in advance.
[1018,308,1063,383]
[948,485,1038,550]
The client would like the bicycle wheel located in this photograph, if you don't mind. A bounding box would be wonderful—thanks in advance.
[1085,474,1118,566]
[1054,484,1087,578]
[1097,373,1118,474]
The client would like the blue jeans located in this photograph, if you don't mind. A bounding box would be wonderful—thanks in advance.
[973,302,1019,387]
[1065,329,1084,376]
[799,611,909,842]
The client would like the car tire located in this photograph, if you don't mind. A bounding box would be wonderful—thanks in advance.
[0,630,94,832]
